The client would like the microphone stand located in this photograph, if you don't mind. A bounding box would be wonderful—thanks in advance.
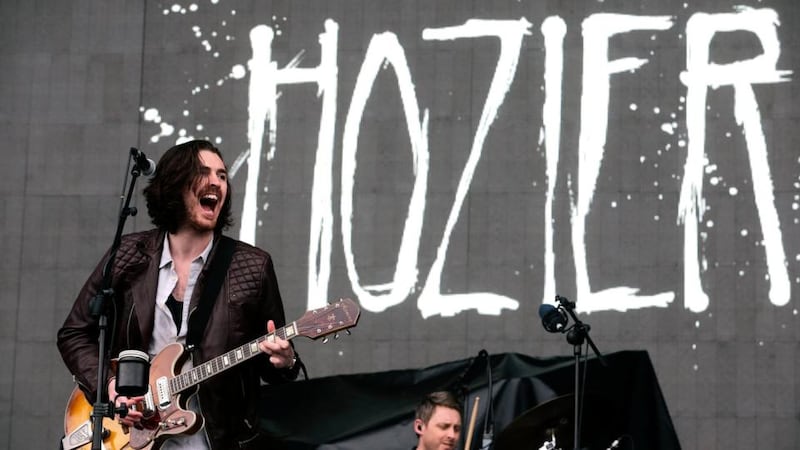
[450,349,494,450]
[555,296,607,450]
[88,148,145,450]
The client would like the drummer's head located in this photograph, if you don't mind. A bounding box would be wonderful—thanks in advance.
[414,391,462,450]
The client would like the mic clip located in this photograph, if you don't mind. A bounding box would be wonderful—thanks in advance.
[555,295,576,310]
[130,147,156,176]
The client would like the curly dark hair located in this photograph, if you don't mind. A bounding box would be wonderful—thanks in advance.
[143,139,233,234]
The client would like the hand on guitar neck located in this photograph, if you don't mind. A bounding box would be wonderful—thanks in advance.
[259,319,297,369]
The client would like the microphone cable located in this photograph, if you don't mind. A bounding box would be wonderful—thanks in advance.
[480,350,494,449]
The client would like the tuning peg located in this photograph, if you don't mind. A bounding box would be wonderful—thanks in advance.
[333,333,340,340]
[345,329,351,335]
[322,336,329,344]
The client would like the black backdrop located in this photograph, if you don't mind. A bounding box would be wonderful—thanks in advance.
[259,351,680,450]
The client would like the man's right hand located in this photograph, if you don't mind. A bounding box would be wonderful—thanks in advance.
[108,377,144,427]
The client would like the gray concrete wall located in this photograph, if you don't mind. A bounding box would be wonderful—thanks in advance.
[2,1,799,448]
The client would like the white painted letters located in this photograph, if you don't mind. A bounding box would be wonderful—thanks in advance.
[679,7,791,311]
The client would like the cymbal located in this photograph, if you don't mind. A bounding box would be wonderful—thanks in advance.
[493,393,621,450]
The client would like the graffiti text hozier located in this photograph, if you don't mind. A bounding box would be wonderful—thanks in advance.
[238,8,791,317]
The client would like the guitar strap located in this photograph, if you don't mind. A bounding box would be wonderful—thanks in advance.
[186,235,236,355]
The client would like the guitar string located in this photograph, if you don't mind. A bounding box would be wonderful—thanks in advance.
[168,299,352,394]
[170,326,292,394]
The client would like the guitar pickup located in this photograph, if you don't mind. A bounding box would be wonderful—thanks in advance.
[156,377,171,408]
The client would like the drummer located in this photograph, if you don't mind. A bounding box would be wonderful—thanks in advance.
[413,391,463,450]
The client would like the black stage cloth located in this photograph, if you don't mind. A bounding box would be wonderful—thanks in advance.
[259,350,681,450]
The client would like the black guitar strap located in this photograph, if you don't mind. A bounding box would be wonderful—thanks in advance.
[186,235,236,353]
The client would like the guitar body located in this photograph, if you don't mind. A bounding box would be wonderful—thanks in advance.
[62,298,360,450]
[62,344,202,450]
[128,342,201,450]
[63,386,127,450]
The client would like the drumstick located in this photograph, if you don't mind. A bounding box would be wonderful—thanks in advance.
[463,396,480,450]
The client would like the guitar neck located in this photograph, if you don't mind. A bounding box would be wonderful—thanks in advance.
[171,322,299,394]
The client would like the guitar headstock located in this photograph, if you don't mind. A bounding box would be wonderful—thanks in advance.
[295,298,360,340]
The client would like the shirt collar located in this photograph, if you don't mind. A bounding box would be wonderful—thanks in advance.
[159,233,215,269]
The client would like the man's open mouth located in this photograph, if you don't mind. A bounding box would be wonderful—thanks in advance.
[199,193,219,211]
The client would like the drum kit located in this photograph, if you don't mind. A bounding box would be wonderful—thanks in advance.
[492,393,624,450]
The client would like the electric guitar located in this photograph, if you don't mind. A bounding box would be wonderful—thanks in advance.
[62,298,359,450]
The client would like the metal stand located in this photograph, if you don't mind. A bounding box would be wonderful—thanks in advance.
[88,148,146,450]
[555,295,607,450]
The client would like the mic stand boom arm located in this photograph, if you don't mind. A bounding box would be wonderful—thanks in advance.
[557,296,607,367]
[88,149,146,450]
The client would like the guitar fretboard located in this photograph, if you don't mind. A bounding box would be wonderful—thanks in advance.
[170,322,298,394]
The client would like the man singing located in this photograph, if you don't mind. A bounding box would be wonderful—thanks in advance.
[58,139,299,449]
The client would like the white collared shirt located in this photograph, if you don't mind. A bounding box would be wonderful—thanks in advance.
[150,233,213,450]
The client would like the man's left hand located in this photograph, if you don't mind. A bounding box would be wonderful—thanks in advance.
[258,320,295,369]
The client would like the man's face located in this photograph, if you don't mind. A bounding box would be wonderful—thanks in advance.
[181,149,228,233]
[416,406,461,450]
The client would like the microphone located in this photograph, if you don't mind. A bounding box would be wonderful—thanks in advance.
[131,147,156,176]
[115,350,150,397]
[538,304,568,333]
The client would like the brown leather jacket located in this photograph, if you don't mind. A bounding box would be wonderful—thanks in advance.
[57,229,299,449]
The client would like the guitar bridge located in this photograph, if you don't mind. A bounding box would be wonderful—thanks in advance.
[160,416,187,430]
